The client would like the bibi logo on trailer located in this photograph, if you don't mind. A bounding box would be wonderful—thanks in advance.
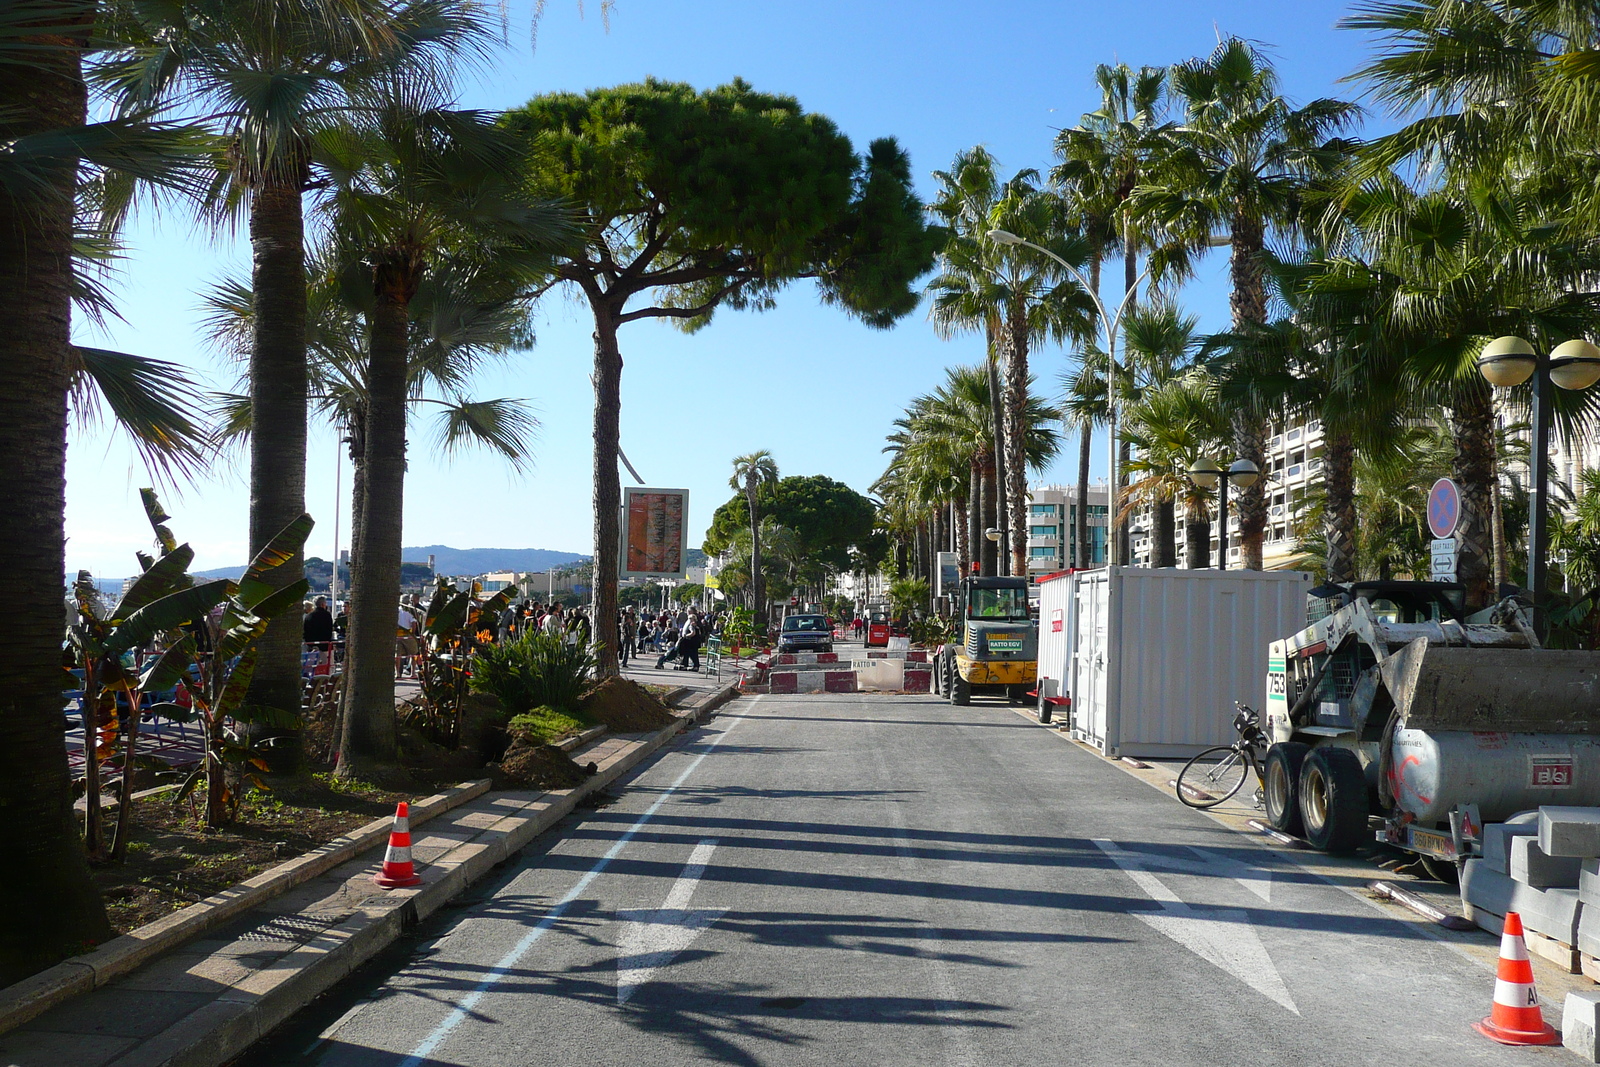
[1427,478,1461,539]
[1531,755,1574,788]
[1050,608,1063,633]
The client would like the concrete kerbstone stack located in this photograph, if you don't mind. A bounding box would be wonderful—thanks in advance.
[1468,806,1600,977]
[1481,812,1540,875]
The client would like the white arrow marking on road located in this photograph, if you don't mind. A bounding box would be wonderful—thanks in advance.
[1093,839,1297,1014]
[615,839,725,1004]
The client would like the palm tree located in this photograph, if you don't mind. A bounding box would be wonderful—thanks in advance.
[1120,372,1228,567]
[99,0,499,759]
[1138,37,1360,570]
[316,94,566,774]
[730,451,779,628]
[1054,62,1174,560]
[1059,358,1110,567]
[0,0,219,980]
[928,151,1094,578]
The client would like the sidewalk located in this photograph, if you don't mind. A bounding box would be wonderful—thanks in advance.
[0,685,738,1067]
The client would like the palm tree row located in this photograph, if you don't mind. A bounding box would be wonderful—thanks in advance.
[907,13,1600,621]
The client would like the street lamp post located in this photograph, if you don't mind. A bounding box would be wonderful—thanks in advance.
[1188,456,1261,570]
[1477,335,1600,619]
[987,228,1152,568]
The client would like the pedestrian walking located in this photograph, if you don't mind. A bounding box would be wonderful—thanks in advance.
[654,622,682,669]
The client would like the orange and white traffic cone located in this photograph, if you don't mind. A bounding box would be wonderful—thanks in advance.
[373,801,423,889]
[1474,911,1560,1045]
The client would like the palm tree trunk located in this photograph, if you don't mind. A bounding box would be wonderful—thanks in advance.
[590,301,623,673]
[1154,498,1177,567]
[1185,509,1212,570]
[1118,439,1134,565]
[1451,380,1496,611]
[244,178,309,769]
[979,453,998,576]
[968,462,982,573]
[748,489,763,630]
[1229,214,1269,570]
[337,267,412,774]
[954,496,970,575]
[1323,428,1357,585]
[984,340,1009,575]
[1003,310,1030,578]
[1075,424,1092,568]
[1119,232,1138,564]
[0,7,113,980]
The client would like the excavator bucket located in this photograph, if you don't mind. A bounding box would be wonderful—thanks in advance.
[1379,637,1600,735]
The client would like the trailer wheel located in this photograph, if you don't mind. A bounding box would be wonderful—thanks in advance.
[1299,747,1368,854]
[1264,742,1309,837]
[1418,855,1461,885]
[948,666,971,706]
[1037,692,1053,724]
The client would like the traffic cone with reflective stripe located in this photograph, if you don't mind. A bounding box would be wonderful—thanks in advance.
[374,801,423,889]
[1474,912,1560,1045]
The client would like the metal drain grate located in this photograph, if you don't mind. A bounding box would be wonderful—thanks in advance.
[236,913,344,944]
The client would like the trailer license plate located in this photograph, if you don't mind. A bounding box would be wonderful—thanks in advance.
[1407,826,1457,860]
[1531,756,1574,788]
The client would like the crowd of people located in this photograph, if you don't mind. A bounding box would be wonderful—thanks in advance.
[300,592,729,679]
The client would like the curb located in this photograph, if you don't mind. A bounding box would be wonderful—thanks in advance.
[0,778,491,1037]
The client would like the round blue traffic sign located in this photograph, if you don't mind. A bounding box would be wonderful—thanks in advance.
[1427,478,1461,539]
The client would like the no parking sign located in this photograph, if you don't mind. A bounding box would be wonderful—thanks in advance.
[1428,478,1461,581]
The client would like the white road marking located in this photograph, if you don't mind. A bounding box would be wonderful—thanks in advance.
[1093,838,1298,1014]
[615,839,726,1003]
[391,700,754,1067]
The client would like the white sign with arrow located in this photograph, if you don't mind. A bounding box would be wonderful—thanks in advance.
[1093,839,1297,1013]
[615,839,724,1003]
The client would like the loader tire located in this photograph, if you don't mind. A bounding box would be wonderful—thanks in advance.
[931,653,942,695]
[1264,742,1310,837]
[948,665,971,706]
[1299,747,1368,855]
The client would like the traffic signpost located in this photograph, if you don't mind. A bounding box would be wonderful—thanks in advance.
[1427,479,1462,582]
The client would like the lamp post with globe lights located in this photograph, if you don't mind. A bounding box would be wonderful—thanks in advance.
[1477,336,1600,619]
[1187,457,1261,570]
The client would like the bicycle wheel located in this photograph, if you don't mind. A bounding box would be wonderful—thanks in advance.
[1176,746,1250,809]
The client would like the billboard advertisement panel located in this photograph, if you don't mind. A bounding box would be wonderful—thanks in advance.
[621,487,690,579]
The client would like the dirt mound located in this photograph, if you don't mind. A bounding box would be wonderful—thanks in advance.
[492,740,592,790]
[578,676,676,733]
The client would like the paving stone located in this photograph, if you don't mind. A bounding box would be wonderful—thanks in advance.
[1566,990,1600,1062]
[0,1026,137,1067]
[111,952,253,994]
[1541,807,1600,858]
[25,988,215,1039]
[1511,833,1584,888]
[1463,857,1581,945]
[1482,813,1540,875]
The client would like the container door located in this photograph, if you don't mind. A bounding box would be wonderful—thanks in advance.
[1072,576,1109,750]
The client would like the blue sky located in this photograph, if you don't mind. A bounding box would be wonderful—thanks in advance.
[67,0,1384,578]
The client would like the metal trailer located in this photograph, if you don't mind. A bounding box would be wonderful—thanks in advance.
[1263,581,1600,873]
[1034,569,1084,724]
[1071,567,1312,759]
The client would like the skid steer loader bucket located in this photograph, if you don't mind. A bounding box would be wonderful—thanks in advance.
[1379,637,1600,735]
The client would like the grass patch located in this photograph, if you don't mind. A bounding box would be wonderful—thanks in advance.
[506,706,589,746]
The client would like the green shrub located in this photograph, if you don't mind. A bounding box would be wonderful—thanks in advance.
[470,632,596,715]
[506,706,588,746]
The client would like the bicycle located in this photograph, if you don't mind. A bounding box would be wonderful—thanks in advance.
[1174,702,1268,809]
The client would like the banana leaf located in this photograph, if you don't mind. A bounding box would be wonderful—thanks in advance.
[236,513,313,610]
[426,588,471,637]
[142,700,195,724]
[67,625,104,658]
[105,578,230,656]
[135,550,155,573]
[213,646,258,720]
[424,581,453,628]
[214,603,267,665]
[140,488,178,556]
[250,577,310,622]
[139,635,195,692]
[116,544,196,618]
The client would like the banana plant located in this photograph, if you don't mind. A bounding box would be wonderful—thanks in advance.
[407,577,517,748]
[164,511,314,827]
[67,490,231,860]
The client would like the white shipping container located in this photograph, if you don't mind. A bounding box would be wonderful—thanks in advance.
[1070,567,1312,758]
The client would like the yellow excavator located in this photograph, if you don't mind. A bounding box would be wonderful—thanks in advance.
[934,575,1038,705]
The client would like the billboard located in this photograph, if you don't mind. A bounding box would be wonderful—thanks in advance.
[620,487,690,579]
[935,551,960,597]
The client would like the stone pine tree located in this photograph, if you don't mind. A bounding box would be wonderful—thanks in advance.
[504,79,940,676]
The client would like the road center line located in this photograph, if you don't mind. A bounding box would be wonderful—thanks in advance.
[394,699,756,1067]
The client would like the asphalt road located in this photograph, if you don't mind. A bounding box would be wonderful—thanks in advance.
[244,693,1547,1067]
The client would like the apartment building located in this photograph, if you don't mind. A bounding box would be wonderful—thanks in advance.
[1025,483,1111,578]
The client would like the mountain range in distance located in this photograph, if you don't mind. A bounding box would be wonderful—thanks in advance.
[188,545,593,581]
